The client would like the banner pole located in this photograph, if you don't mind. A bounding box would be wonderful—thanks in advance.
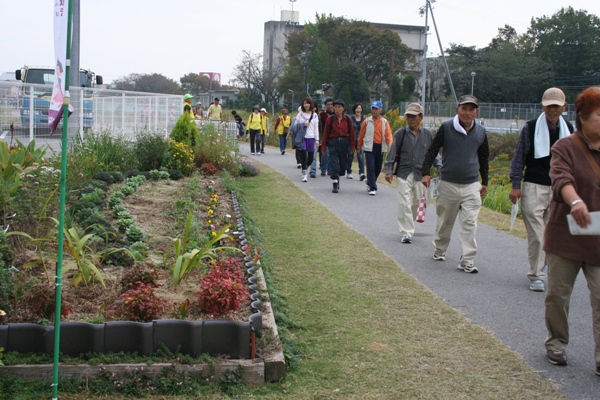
[52,0,73,398]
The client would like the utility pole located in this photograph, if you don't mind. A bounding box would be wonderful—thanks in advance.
[419,1,429,107]
[418,0,457,105]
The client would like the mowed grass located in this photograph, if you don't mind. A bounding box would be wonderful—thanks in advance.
[235,163,565,400]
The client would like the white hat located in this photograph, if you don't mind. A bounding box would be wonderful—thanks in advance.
[260,108,267,113]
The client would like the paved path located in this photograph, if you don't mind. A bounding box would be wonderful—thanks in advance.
[243,143,599,400]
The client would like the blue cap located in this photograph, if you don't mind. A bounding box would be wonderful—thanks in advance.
[370,101,383,109]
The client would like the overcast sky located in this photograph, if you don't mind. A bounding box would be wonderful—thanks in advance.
[1,0,598,85]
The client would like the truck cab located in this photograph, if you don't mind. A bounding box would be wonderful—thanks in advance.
[15,66,103,130]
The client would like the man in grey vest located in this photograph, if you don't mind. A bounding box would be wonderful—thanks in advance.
[385,103,440,243]
[422,95,489,273]
[508,87,573,292]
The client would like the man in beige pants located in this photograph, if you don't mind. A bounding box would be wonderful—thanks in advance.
[509,88,574,292]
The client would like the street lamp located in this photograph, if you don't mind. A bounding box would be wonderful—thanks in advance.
[471,72,476,96]
[288,89,294,109]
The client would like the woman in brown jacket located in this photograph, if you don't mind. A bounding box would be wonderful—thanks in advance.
[543,86,600,375]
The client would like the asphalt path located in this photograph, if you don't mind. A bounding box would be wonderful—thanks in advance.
[242,142,599,400]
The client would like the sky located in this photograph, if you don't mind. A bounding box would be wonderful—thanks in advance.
[1,0,599,85]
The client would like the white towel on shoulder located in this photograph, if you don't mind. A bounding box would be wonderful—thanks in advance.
[533,112,570,159]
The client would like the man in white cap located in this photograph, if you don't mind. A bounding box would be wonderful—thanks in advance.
[509,87,574,292]
[385,103,440,243]
[421,94,489,274]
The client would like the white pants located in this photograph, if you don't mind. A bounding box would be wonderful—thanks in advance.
[433,180,482,266]
[521,181,551,279]
[396,173,425,237]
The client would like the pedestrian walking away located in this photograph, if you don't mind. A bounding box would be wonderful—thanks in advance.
[349,103,366,180]
[246,105,262,155]
[321,99,355,193]
[508,87,574,292]
[274,108,292,155]
[421,95,489,273]
[357,101,393,196]
[231,110,246,138]
[385,103,440,244]
[259,108,269,153]
[542,86,600,375]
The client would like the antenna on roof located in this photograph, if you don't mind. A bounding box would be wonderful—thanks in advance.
[290,0,296,13]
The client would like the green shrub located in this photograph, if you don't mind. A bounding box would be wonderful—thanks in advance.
[69,130,137,177]
[134,131,169,172]
[86,179,109,191]
[167,168,184,180]
[108,171,124,183]
[194,123,238,174]
[92,172,114,185]
[120,185,135,196]
[124,169,141,178]
[169,114,199,147]
[162,140,195,176]
[0,231,14,270]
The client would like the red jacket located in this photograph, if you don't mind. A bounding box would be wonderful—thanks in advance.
[321,114,355,153]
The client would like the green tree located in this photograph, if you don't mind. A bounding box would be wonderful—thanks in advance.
[524,7,600,96]
[180,73,219,95]
[280,15,413,104]
[111,73,182,94]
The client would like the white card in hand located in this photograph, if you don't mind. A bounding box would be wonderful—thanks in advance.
[566,211,600,235]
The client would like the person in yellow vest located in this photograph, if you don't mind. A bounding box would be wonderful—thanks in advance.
[246,105,262,155]
[259,108,269,154]
[183,94,197,119]
[274,108,291,155]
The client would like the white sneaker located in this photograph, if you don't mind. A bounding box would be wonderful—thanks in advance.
[347,173,354,179]
[368,190,377,195]
[302,175,308,182]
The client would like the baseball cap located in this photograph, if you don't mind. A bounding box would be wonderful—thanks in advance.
[457,95,479,108]
[405,103,424,115]
[333,99,346,109]
[541,87,566,106]
[183,94,193,100]
[370,100,383,109]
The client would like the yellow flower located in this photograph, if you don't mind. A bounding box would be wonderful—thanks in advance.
[211,232,217,237]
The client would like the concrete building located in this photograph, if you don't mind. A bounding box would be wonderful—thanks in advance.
[263,10,426,81]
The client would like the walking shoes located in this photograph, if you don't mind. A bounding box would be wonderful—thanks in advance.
[547,349,567,366]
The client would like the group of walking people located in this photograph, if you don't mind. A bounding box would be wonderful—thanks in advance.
[254,87,600,377]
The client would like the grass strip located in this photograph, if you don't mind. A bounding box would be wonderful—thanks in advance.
[234,162,565,400]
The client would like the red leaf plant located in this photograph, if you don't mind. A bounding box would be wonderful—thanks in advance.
[197,258,249,318]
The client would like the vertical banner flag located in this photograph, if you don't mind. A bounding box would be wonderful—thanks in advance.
[49,0,71,135]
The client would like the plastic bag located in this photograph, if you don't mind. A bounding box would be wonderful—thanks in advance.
[416,194,427,223]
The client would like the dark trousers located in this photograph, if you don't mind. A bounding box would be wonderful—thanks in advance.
[297,150,314,170]
[260,134,266,152]
[249,129,261,153]
[327,138,350,180]
[365,143,383,191]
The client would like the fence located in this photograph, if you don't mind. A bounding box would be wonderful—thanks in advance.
[398,101,576,133]
[0,84,240,153]
[0,82,182,145]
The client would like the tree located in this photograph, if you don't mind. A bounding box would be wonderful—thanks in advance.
[279,15,413,104]
[111,73,182,94]
[180,73,220,95]
[524,7,600,96]
[445,26,553,103]
[230,51,281,109]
